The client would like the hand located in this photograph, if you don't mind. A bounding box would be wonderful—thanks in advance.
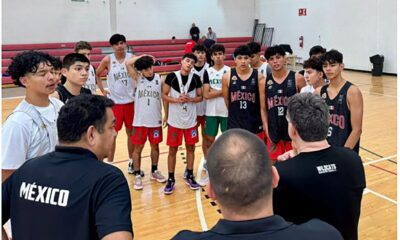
[277,149,297,162]
[162,115,168,128]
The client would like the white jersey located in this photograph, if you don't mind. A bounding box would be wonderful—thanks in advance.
[2,97,64,170]
[107,53,135,104]
[83,65,97,94]
[257,62,271,77]
[192,63,209,116]
[300,84,315,93]
[168,71,197,129]
[133,74,162,127]
[205,65,230,117]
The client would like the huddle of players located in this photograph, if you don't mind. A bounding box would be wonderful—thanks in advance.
[41,33,362,195]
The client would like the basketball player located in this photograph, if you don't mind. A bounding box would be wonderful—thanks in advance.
[191,44,209,159]
[96,34,136,164]
[301,57,325,92]
[162,53,203,194]
[298,45,327,93]
[51,53,92,103]
[126,55,166,190]
[74,41,99,94]
[2,51,64,182]
[247,41,271,77]
[315,49,363,153]
[200,44,230,186]
[260,45,305,161]
[222,45,265,139]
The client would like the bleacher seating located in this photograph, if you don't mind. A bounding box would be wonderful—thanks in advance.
[2,37,253,86]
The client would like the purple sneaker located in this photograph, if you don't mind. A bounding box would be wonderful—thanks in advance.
[185,177,200,190]
[164,179,175,195]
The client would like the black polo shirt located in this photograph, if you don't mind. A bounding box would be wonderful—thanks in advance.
[274,146,366,240]
[2,146,133,240]
[172,215,343,239]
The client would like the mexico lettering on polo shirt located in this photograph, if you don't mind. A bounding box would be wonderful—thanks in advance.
[19,181,70,207]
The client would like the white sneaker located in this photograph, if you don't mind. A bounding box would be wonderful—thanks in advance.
[198,170,209,187]
[151,170,167,183]
[134,175,143,190]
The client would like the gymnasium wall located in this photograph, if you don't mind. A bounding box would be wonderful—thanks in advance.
[255,0,397,74]
[2,0,255,43]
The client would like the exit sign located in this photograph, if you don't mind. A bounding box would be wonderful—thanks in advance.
[299,8,307,16]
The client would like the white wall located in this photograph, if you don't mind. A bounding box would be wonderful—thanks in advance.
[255,0,397,74]
[2,0,111,44]
[2,0,255,44]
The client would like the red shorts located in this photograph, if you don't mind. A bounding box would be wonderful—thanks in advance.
[266,138,293,161]
[112,102,134,132]
[197,115,205,129]
[130,126,163,145]
[256,131,265,141]
[167,125,199,147]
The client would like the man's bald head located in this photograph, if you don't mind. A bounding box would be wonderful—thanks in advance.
[207,129,272,213]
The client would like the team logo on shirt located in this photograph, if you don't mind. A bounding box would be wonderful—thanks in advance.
[321,93,327,99]
[287,79,294,88]
[156,80,159,85]
[154,130,159,138]
[329,105,335,111]
[232,76,238,81]
[251,78,256,85]
[267,80,273,86]
[191,130,197,138]
[337,94,344,104]
[278,89,283,94]
[316,163,337,174]
[241,86,247,90]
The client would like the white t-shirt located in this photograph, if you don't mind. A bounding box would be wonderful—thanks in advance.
[192,63,209,116]
[205,65,230,117]
[301,84,315,93]
[83,65,97,94]
[107,53,135,104]
[133,74,162,127]
[2,97,64,170]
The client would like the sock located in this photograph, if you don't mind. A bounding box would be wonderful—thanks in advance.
[129,158,133,163]
[151,165,158,173]
[187,169,194,178]
[168,172,175,181]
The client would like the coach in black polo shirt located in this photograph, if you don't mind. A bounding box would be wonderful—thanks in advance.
[273,93,366,240]
[172,129,343,240]
[2,95,133,240]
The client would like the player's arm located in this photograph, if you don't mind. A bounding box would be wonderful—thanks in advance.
[345,86,363,149]
[258,74,269,139]
[125,56,141,81]
[222,71,231,108]
[96,56,110,96]
[161,80,169,126]
[295,72,306,92]
[203,71,221,99]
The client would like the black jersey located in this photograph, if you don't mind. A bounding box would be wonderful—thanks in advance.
[320,81,359,153]
[265,71,297,143]
[227,68,263,134]
[56,85,92,104]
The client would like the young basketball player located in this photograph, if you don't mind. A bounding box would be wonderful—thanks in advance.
[191,44,209,160]
[51,53,92,103]
[222,45,265,139]
[302,57,325,92]
[199,44,230,186]
[298,45,327,93]
[259,45,305,161]
[50,57,63,85]
[162,53,203,194]
[247,41,271,77]
[96,33,136,164]
[2,51,64,182]
[74,41,98,94]
[315,49,363,153]
[126,55,167,190]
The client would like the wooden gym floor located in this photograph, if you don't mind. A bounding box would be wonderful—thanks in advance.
[2,70,397,239]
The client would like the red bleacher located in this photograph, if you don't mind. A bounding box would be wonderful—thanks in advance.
[2,37,252,86]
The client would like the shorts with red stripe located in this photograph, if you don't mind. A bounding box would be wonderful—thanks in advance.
[197,115,205,129]
[130,126,163,145]
[266,138,293,161]
[167,125,199,147]
[112,102,134,132]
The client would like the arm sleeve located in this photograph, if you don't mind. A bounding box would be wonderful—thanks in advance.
[2,176,12,225]
[203,71,210,84]
[94,169,133,239]
[2,117,31,169]
[164,73,175,87]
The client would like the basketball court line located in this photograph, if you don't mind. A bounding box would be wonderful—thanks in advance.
[196,156,208,231]
[360,146,397,164]
[364,154,397,166]
[363,188,397,204]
